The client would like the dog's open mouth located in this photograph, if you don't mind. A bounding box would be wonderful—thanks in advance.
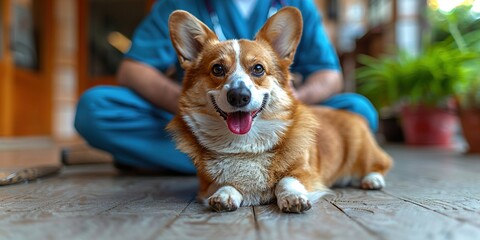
[211,94,268,135]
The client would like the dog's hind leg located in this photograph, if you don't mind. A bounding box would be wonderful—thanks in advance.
[333,173,384,190]
[360,172,386,190]
[358,149,393,190]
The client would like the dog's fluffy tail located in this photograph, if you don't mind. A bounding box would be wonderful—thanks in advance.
[307,188,334,203]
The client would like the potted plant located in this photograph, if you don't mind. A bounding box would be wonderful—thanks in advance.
[357,41,476,147]
[429,4,480,153]
[457,75,480,153]
[453,35,480,153]
[357,3,480,148]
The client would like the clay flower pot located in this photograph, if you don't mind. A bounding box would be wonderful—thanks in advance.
[401,105,457,147]
[458,109,480,153]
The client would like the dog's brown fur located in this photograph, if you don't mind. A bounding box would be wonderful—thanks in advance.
[167,7,392,212]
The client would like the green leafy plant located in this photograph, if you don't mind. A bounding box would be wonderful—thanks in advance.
[357,4,480,112]
[456,63,480,109]
[357,42,477,112]
[428,4,480,109]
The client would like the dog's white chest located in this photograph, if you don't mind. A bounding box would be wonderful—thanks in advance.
[206,154,273,193]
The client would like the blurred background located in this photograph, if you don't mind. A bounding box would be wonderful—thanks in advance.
[0,0,479,152]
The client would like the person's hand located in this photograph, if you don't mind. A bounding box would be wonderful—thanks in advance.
[293,70,343,105]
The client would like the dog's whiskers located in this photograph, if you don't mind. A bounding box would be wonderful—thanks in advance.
[210,95,228,120]
[252,94,269,118]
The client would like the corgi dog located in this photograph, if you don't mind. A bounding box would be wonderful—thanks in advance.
[167,7,393,213]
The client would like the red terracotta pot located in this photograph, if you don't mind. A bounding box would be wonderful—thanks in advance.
[401,105,457,147]
[459,109,480,153]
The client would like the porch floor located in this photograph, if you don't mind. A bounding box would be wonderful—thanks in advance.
[1,145,480,240]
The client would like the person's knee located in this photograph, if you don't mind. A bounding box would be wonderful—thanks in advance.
[74,86,115,144]
[343,93,378,131]
[328,93,378,131]
[342,93,373,111]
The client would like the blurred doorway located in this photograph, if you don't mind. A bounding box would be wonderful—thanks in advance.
[77,0,152,94]
[0,0,54,136]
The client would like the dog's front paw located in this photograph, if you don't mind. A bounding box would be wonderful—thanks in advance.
[207,186,243,212]
[275,177,312,213]
[361,172,386,190]
[208,195,239,212]
[277,193,311,213]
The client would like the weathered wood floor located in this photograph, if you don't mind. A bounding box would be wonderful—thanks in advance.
[1,145,480,240]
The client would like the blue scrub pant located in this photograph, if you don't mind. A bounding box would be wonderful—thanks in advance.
[74,86,378,174]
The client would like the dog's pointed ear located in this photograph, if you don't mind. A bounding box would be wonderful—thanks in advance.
[255,7,303,64]
[169,10,219,69]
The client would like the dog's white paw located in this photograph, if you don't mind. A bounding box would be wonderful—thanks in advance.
[361,172,386,190]
[277,193,312,213]
[275,177,312,213]
[208,186,243,212]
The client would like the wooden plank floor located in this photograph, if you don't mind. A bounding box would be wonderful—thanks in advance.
[1,145,480,240]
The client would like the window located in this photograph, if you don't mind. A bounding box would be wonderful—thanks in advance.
[368,0,393,27]
[11,0,40,70]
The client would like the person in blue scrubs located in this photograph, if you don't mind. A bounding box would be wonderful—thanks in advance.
[74,0,378,173]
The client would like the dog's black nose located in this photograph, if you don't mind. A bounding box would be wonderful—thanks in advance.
[227,87,251,108]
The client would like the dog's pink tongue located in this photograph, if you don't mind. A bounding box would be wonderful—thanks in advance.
[227,111,252,135]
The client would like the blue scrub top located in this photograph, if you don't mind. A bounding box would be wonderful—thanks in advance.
[125,0,340,81]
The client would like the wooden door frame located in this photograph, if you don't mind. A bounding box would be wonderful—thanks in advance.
[13,0,55,136]
[0,0,55,136]
[0,0,13,136]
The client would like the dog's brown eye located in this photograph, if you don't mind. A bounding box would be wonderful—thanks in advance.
[252,64,265,77]
[212,64,225,77]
